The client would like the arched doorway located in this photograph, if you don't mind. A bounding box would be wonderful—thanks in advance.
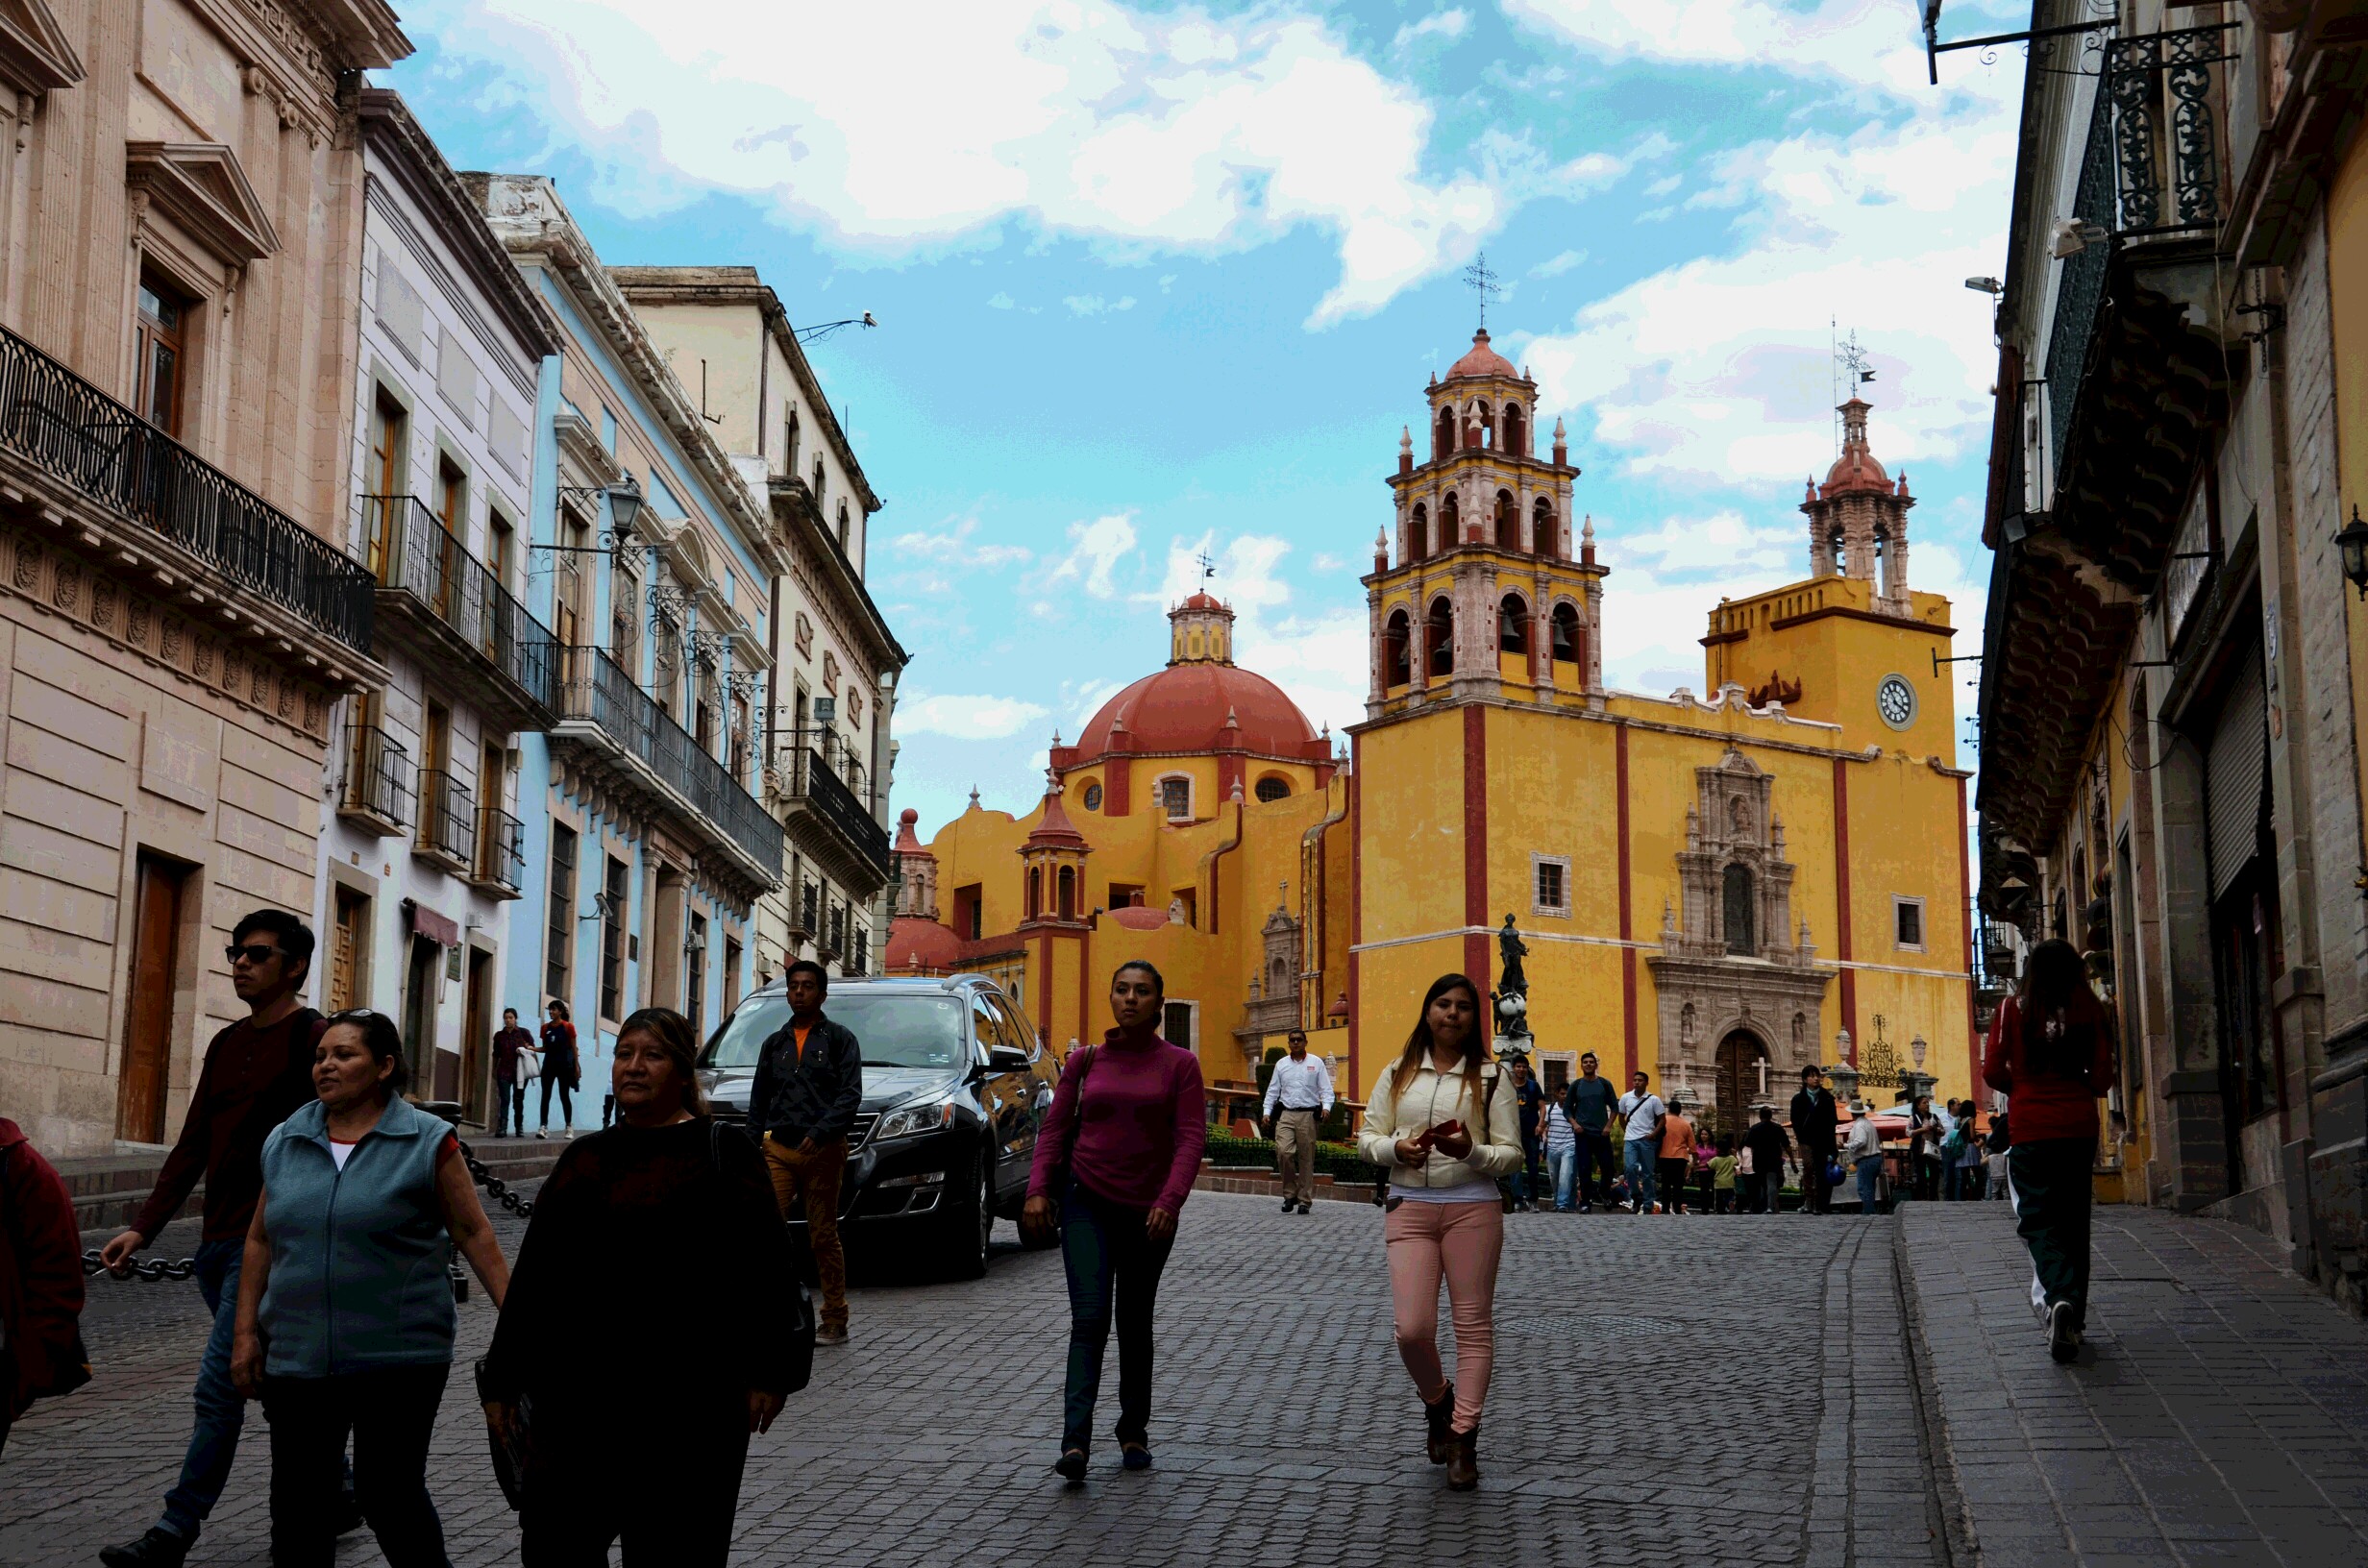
[1714,1029,1770,1139]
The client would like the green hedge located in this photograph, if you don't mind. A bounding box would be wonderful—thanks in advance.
[1202,1130,1377,1184]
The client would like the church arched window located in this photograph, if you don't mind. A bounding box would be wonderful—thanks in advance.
[1409,502,1428,562]
[1475,401,1493,449]
[1441,492,1460,546]
[1384,608,1412,687]
[1723,863,1757,956]
[1025,866,1042,920]
[1498,593,1529,655]
[1551,601,1580,664]
[1494,490,1519,551]
[1425,598,1454,677]
[1255,775,1291,803]
[1056,865,1076,920]
[1503,404,1526,457]
[1435,405,1456,459]
[1533,497,1556,556]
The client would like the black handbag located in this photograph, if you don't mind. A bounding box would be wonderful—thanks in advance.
[472,1358,531,1509]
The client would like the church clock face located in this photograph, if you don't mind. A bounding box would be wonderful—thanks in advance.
[1876,674,1917,730]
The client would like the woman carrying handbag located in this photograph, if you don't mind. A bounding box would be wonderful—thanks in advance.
[1359,973,1522,1492]
[1022,961,1204,1483]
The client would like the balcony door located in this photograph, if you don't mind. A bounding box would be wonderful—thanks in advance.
[433,458,467,622]
[134,277,188,436]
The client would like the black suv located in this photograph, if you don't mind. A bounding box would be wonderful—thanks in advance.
[698,973,1059,1279]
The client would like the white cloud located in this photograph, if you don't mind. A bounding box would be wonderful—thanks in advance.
[1048,511,1141,599]
[896,693,1053,741]
[889,517,1033,571]
[1505,0,1982,98]
[1530,248,1588,278]
[986,291,1016,309]
[408,0,1503,326]
[1394,9,1472,51]
[1064,294,1138,315]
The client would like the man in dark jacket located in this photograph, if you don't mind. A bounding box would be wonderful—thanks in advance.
[1739,1106,1792,1213]
[749,960,864,1345]
[1789,1066,1840,1215]
[99,910,329,1568]
[0,1116,86,1458]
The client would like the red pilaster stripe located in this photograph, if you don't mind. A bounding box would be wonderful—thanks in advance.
[1463,703,1490,986]
[1348,738,1363,1091]
[1832,756,1856,1062]
[1617,722,1636,1080]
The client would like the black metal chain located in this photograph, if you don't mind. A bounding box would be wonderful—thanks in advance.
[84,1139,535,1285]
[81,1250,197,1282]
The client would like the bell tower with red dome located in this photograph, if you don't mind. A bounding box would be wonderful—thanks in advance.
[1803,396,1915,618]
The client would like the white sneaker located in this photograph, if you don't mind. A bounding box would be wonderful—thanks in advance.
[2047,1301,2080,1363]
[533,1130,547,1140]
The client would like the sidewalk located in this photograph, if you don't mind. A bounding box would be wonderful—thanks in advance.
[1900,1200,2368,1566]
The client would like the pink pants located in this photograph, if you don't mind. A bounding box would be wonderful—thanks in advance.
[1384,1198,1504,1434]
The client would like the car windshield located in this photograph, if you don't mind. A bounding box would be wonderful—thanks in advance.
[702,992,969,1071]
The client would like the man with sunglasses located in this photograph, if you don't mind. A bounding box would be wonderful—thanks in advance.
[98,911,333,1568]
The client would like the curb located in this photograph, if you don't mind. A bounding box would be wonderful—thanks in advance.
[1893,1210,1980,1568]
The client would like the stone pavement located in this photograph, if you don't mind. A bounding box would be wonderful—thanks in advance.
[6,1187,2356,1566]
[1903,1202,2368,1568]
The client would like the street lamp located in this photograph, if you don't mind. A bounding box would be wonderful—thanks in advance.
[2338,503,2368,600]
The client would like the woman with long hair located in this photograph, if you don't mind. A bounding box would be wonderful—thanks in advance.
[1023,961,1205,1482]
[1357,973,1522,1490]
[481,1008,801,1563]
[1982,938,2114,1362]
[231,1011,508,1567]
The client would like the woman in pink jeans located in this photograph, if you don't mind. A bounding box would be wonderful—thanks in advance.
[1357,973,1522,1490]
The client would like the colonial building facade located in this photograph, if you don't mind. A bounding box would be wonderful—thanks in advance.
[1976,0,2368,1310]
[0,0,408,1155]
[609,267,906,985]
[892,326,1976,1130]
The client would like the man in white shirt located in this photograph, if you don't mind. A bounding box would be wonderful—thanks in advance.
[1616,1071,1667,1216]
[1843,1113,1887,1213]
[1263,1030,1335,1214]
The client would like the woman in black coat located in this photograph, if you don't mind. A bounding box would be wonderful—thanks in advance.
[481,1008,801,1566]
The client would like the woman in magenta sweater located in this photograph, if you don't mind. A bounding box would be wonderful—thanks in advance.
[1023,961,1205,1482]
[1982,938,2115,1363]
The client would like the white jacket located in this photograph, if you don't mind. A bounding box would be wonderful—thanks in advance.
[1843,1117,1885,1163]
[1358,1055,1524,1191]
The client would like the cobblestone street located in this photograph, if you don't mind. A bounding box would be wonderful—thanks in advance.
[7,1189,2365,1567]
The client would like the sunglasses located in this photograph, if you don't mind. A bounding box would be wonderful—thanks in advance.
[225,943,284,966]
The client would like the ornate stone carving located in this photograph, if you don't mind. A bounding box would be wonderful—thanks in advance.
[192,636,213,677]
[12,540,37,590]
[92,578,115,630]
[159,615,179,661]
[276,674,294,720]
[51,561,76,610]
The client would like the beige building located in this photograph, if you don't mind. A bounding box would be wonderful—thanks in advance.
[0,0,407,1155]
[612,267,905,983]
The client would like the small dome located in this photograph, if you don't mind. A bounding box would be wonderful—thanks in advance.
[1446,330,1519,381]
[887,916,963,971]
[1073,663,1319,762]
[1816,397,1893,496]
[1177,590,1229,613]
[893,808,927,855]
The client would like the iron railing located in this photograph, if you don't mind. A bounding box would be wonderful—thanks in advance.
[555,645,784,879]
[0,325,373,651]
[2107,26,2232,237]
[775,746,892,882]
[341,723,411,826]
[475,805,525,893]
[359,496,555,716]
[2045,85,2116,486]
[418,770,475,867]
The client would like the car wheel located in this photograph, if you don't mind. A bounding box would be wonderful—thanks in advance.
[942,1153,991,1282]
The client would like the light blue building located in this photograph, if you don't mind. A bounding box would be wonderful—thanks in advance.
[471,174,784,1126]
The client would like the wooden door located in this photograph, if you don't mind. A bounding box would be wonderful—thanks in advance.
[329,886,367,1011]
[403,936,436,1088]
[116,855,186,1142]
[460,948,492,1125]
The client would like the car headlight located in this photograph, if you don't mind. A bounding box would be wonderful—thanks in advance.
[875,1100,956,1140]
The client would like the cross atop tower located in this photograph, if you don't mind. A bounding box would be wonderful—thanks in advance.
[1462,252,1502,331]
[1196,550,1217,585]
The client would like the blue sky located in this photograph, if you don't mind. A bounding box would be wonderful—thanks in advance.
[385,0,2028,833]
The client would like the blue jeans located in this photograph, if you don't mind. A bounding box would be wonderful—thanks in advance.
[1058,1181,1173,1454]
[1623,1139,1658,1213]
[1856,1156,1885,1213]
[160,1237,246,1538]
[1545,1142,1579,1210]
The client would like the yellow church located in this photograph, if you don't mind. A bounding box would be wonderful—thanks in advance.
[889,328,1976,1128]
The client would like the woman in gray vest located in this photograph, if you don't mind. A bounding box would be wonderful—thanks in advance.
[230,1010,508,1568]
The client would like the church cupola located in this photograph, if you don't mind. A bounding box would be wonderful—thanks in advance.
[1802,397,1914,616]
[893,808,939,919]
[1170,591,1236,665]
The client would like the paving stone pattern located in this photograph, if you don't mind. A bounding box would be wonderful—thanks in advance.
[1904,1202,2368,1568]
[10,1188,1960,1567]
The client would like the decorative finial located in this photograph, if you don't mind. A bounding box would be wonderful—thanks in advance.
[1462,251,1502,331]
[1581,513,1594,543]
[1553,415,1566,439]
[967,784,980,808]
[1399,426,1412,453]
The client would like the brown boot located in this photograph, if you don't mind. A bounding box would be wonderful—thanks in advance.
[1423,1383,1456,1463]
[1445,1425,1480,1490]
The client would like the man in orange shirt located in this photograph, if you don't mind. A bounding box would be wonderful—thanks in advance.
[1657,1098,1696,1215]
[748,961,864,1345]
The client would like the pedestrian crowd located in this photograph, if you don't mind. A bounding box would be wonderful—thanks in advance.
[1,916,2114,1527]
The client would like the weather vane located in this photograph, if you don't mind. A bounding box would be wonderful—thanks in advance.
[1463,252,1502,331]
[1196,550,1217,584]
[1830,323,1876,451]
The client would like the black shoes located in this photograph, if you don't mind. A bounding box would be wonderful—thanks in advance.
[1054,1448,1088,1482]
[1121,1443,1153,1471]
[1423,1382,1456,1464]
[1280,1197,1296,1213]
[99,1529,190,1568]
[1297,1202,1313,1214]
[1445,1426,1481,1490]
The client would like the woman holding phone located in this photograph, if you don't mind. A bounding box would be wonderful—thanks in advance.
[1358,973,1522,1490]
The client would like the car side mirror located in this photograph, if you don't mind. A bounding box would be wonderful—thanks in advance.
[983,1044,1031,1074]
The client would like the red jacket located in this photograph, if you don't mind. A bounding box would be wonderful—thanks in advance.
[0,1118,87,1416]
[1981,992,2114,1143]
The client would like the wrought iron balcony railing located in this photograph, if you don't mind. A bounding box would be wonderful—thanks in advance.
[417,770,475,869]
[0,324,374,652]
[473,804,525,894]
[358,495,555,718]
[555,645,784,880]
[773,746,892,883]
[340,723,411,829]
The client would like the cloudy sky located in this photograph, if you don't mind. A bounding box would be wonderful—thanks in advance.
[385,0,2023,833]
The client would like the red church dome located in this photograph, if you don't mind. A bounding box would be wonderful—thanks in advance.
[1446,329,1520,381]
[888,915,963,972]
[1072,662,1319,762]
